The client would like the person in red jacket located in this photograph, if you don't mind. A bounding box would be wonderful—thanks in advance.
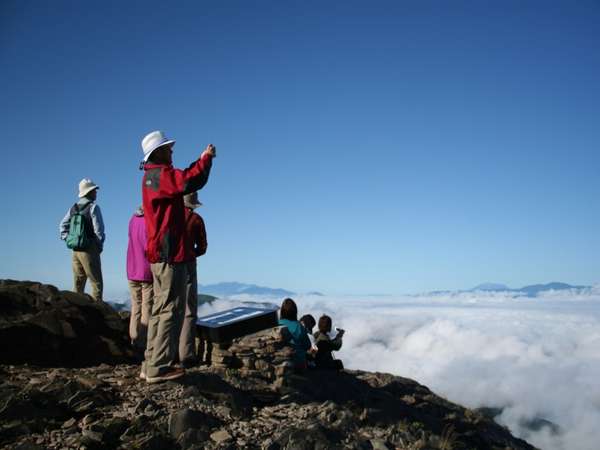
[139,130,215,383]
[179,191,207,367]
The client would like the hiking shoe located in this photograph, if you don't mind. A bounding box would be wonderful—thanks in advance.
[146,367,186,384]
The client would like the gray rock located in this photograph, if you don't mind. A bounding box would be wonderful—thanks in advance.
[0,280,136,366]
[210,429,232,443]
[127,434,175,450]
[183,385,202,397]
[177,428,209,449]
[12,443,45,450]
[61,417,77,429]
[97,417,129,445]
[369,439,390,450]
[261,440,280,450]
[119,415,156,442]
[81,426,103,442]
[0,389,68,425]
[168,408,221,439]
[274,426,337,450]
[134,397,160,415]
[255,359,271,371]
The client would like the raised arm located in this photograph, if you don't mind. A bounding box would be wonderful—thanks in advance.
[150,147,214,199]
[317,335,342,353]
[329,334,343,351]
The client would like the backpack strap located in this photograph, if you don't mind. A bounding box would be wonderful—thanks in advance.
[71,201,92,217]
[79,202,93,216]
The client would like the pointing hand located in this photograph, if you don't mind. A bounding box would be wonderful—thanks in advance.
[202,144,216,158]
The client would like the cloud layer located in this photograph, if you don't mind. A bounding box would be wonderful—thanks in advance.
[199,286,600,450]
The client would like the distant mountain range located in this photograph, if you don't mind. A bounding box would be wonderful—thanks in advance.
[199,282,296,298]
[199,281,589,299]
[426,282,590,297]
[470,282,589,297]
[472,283,511,291]
[113,281,588,306]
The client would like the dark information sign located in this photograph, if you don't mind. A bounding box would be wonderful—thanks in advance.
[196,306,279,343]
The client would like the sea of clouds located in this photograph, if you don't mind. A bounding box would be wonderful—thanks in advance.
[198,286,600,450]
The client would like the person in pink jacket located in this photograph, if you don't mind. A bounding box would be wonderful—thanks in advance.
[127,206,154,351]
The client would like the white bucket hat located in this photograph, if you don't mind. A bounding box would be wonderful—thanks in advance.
[141,130,175,162]
[78,178,99,198]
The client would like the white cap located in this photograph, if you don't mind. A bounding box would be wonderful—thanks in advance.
[141,130,175,162]
[78,178,99,198]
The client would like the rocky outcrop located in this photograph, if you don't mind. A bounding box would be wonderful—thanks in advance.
[0,280,135,367]
[209,328,296,384]
[0,280,536,449]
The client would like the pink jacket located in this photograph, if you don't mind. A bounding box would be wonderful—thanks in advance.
[127,212,152,282]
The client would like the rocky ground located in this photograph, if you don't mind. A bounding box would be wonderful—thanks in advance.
[0,280,537,450]
[0,363,537,450]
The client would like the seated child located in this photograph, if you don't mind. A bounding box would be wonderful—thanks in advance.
[314,314,345,371]
[300,314,317,367]
[278,298,311,370]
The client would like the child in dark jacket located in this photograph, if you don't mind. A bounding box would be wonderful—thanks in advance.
[300,314,317,367]
[313,315,345,370]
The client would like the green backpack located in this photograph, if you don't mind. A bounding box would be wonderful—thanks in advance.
[66,203,92,250]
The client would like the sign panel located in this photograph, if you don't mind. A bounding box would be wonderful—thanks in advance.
[197,306,279,343]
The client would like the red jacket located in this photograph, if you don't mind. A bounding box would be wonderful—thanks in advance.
[142,153,213,263]
[184,208,207,261]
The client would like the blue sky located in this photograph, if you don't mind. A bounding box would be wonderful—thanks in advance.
[1,1,599,298]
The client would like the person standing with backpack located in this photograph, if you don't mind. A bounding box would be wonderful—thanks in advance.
[59,178,105,302]
[140,130,215,383]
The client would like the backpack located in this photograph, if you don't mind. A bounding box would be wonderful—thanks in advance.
[66,203,92,250]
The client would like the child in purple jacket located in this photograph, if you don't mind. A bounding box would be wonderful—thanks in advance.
[127,206,154,350]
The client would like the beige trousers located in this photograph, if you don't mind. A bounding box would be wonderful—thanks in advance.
[128,280,154,350]
[143,262,186,378]
[179,261,198,363]
[72,244,103,301]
